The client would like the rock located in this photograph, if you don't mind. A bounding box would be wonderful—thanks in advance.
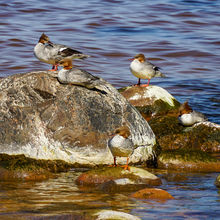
[215,174,220,187]
[119,85,220,172]
[0,167,52,181]
[0,154,72,181]
[119,85,180,120]
[76,166,162,188]
[149,117,220,172]
[0,71,157,167]
[131,188,174,201]
[94,210,141,220]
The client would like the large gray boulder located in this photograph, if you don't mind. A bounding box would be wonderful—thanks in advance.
[0,71,156,166]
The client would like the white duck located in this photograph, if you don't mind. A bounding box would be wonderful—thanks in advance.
[130,53,165,86]
[108,125,134,171]
[178,101,207,126]
[34,33,89,71]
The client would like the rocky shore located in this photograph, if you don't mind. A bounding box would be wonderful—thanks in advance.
[0,70,219,219]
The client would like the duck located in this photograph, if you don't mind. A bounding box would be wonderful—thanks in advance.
[34,33,89,71]
[107,125,134,171]
[58,60,108,93]
[178,101,207,126]
[130,53,165,87]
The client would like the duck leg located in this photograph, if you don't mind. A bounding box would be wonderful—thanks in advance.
[135,78,141,86]
[49,64,59,71]
[140,79,150,87]
[121,157,130,171]
[108,156,117,167]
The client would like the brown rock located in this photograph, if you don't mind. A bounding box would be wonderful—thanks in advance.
[131,188,174,200]
[76,166,162,187]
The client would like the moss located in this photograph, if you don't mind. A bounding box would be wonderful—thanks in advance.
[118,86,131,93]
[0,154,73,173]
[160,149,218,162]
[149,116,183,137]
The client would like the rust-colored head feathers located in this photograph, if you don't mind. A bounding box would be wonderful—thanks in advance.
[59,60,73,70]
[114,125,131,139]
[38,33,50,44]
[179,101,193,115]
[134,53,146,63]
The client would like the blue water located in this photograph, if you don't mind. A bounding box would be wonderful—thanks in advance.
[0,0,219,219]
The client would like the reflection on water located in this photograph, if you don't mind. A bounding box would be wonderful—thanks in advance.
[0,170,219,219]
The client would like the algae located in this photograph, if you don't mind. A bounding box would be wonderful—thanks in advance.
[0,153,73,173]
[160,150,218,162]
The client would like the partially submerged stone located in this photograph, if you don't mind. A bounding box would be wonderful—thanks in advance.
[0,154,72,181]
[94,210,141,220]
[76,166,161,187]
[131,188,174,201]
[215,174,220,187]
[148,116,220,172]
[0,71,157,168]
[119,85,180,119]
[158,149,220,172]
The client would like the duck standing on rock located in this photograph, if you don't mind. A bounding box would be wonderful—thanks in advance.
[108,125,134,171]
[178,101,207,126]
[34,33,89,71]
[130,53,165,87]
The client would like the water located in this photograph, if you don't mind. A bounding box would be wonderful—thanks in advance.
[0,170,219,219]
[0,0,219,219]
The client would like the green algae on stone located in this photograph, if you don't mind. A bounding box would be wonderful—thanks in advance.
[158,149,220,172]
[0,153,73,173]
[215,174,220,187]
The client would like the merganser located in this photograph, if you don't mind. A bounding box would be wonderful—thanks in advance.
[58,60,108,92]
[108,125,134,171]
[178,101,207,126]
[130,53,165,87]
[34,33,89,71]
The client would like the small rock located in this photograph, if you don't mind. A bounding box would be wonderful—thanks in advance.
[76,166,162,187]
[119,85,180,119]
[94,210,141,220]
[131,188,174,201]
[215,174,220,187]
[0,167,52,181]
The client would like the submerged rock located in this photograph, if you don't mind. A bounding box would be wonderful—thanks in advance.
[0,154,72,181]
[76,166,162,188]
[215,174,220,187]
[94,210,141,220]
[131,188,174,201]
[0,71,157,167]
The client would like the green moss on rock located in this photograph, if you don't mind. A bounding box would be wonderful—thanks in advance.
[160,149,218,163]
[0,153,73,173]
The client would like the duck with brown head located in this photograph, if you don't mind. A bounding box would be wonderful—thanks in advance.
[108,125,134,171]
[34,33,89,71]
[129,53,165,87]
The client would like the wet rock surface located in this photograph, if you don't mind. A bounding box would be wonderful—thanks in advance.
[76,166,162,188]
[0,71,157,167]
[215,174,220,187]
[131,188,174,201]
